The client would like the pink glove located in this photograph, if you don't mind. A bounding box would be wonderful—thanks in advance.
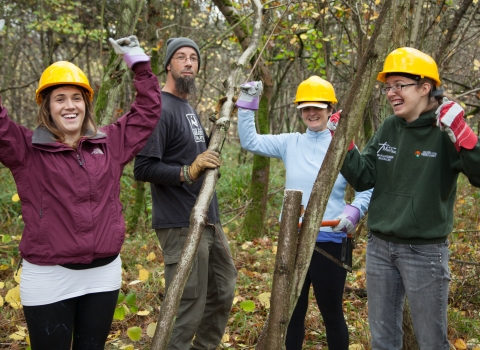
[436,98,477,151]
[332,204,360,234]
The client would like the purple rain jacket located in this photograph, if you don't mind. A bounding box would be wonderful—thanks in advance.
[0,62,161,265]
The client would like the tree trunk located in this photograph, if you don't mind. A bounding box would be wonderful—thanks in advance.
[150,1,264,348]
[256,190,303,350]
[403,298,420,350]
[212,0,274,241]
[242,95,270,240]
[289,0,395,332]
[94,0,143,126]
[127,180,145,233]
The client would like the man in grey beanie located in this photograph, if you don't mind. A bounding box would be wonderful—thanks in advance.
[134,38,237,350]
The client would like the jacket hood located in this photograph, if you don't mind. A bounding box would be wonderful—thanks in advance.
[397,109,436,128]
[32,125,107,145]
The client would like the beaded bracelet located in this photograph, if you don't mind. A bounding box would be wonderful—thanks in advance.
[183,165,196,186]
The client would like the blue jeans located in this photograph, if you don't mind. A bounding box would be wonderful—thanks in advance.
[366,233,450,350]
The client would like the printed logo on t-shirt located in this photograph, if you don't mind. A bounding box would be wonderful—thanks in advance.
[377,142,396,162]
[186,114,205,143]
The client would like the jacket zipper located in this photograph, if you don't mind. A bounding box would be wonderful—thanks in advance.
[77,153,84,167]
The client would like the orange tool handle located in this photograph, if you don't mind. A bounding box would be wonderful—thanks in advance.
[321,220,340,227]
[298,220,340,228]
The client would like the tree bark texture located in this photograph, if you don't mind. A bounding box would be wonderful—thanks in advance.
[213,0,275,241]
[402,298,420,350]
[256,190,303,350]
[150,1,264,348]
[94,0,143,126]
[289,0,394,322]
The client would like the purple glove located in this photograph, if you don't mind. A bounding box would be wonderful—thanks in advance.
[108,35,150,69]
[236,81,263,110]
[332,205,360,234]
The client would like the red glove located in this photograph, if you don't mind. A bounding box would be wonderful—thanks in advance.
[327,110,355,150]
[327,110,342,135]
[436,98,477,151]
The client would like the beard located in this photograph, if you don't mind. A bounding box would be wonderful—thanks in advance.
[175,76,197,95]
[171,66,198,96]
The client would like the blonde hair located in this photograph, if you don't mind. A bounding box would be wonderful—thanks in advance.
[37,85,97,149]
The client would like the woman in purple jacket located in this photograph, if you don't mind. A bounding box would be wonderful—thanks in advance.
[0,36,161,349]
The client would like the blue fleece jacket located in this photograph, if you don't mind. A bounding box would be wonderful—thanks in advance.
[238,108,372,243]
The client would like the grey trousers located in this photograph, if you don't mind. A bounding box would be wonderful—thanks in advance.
[156,222,237,350]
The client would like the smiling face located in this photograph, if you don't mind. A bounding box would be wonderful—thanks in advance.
[49,85,86,144]
[300,106,331,132]
[384,75,431,123]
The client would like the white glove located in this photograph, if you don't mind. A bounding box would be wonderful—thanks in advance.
[108,35,150,69]
[332,205,360,234]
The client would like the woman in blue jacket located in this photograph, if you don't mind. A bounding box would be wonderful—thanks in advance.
[0,34,161,349]
[236,78,371,349]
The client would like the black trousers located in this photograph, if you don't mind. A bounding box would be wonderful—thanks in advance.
[23,290,119,350]
[286,241,349,350]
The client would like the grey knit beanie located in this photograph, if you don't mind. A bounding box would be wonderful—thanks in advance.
[164,37,201,73]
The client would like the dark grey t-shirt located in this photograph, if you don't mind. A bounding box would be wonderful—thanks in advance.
[134,91,220,228]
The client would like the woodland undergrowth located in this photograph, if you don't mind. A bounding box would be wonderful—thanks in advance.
[1,142,479,350]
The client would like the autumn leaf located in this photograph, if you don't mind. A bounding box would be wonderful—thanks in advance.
[14,267,21,283]
[5,285,22,309]
[455,339,467,350]
[146,252,156,261]
[240,300,255,312]
[128,280,142,285]
[9,328,26,341]
[137,310,150,316]
[113,306,126,320]
[138,268,149,281]
[146,322,157,337]
[127,326,142,341]
[258,292,271,309]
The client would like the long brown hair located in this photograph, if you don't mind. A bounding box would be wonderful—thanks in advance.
[37,85,97,148]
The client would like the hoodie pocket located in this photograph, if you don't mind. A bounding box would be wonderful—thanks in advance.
[368,192,421,239]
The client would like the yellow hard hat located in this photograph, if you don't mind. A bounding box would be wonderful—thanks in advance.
[36,61,94,105]
[294,76,338,106]
[377,47,441,87]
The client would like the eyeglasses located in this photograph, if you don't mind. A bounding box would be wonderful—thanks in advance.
[381,83,418,94]
[173,55,198,64]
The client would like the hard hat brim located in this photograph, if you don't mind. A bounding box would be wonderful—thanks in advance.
[297,102,329,109]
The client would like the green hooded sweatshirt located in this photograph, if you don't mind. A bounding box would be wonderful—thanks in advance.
[341,109,480,244]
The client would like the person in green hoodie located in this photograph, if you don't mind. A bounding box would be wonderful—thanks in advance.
[339,47,480,349]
